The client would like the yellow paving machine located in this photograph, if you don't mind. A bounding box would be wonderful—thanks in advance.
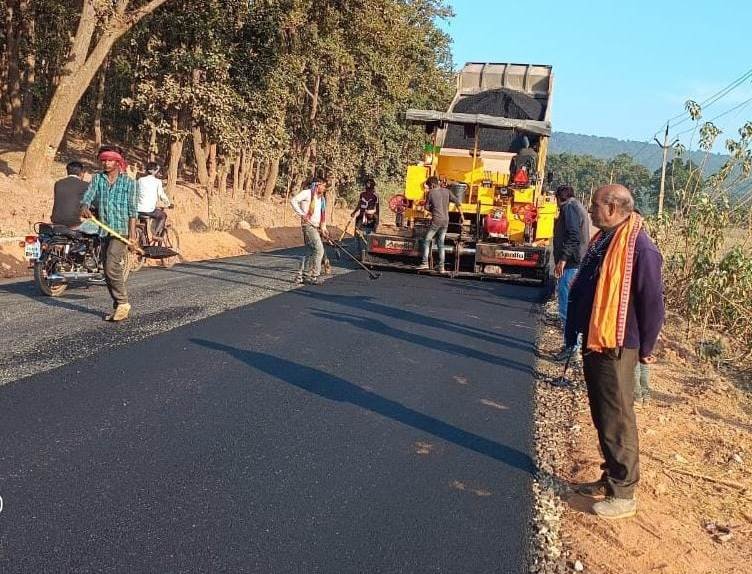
[362,62,556,284]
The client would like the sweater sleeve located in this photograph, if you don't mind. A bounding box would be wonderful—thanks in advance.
[633,239,665,358]
[560,202,582,263]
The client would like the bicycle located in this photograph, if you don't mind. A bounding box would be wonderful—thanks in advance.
[130,207,181,271]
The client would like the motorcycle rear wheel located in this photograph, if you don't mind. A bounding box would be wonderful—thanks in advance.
[34,259,68,297]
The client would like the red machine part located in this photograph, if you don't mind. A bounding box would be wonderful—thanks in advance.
[514,204,538,224]
[484,209,509,235]
[388,194,410,214]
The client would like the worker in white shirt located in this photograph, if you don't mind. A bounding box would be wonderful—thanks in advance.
[137,162,172,236]
[290,176,330,285]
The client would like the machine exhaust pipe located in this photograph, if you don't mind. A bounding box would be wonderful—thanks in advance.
[431,245,476,256]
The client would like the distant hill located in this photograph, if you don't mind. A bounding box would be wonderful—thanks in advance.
[550,132,728,174]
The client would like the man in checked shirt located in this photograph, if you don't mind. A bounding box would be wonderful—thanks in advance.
[80,145,138,322]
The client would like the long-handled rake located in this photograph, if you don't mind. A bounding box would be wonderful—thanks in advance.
[333,220,353,261]
[88,216,179,259]
[327,237,381,280]
[554,347,576,387]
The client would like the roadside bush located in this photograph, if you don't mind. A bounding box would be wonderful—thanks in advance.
[650,106,752,367]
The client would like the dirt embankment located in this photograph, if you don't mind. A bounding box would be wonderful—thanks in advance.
[0,146,351,279]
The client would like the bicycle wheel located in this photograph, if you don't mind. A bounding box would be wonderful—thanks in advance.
[160,227,181,268]
[130,228,147,272]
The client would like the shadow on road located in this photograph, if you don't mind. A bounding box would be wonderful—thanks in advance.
[293,289,536,351]
[191,338,536,476]
[310,308,534,374]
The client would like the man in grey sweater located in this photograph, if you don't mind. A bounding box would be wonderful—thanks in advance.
[417,176,463,273]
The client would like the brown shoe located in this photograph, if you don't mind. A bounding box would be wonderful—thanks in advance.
[105,303,131,322]
[571,479,609,497]
[592,497,637,519]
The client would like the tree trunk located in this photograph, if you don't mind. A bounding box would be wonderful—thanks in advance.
[207,143,217,191]
[6,0,23,138]
[166,112,184,197]
[20,0,34,133]
[93,58,108,147]
[243,151,254,197]
[191,124,209,187]
[263,154,281,200]
[19,0,172,178]
[148,123,158,161]
[253,158,262,197]
[238,148,249,198]
[217,162,228,197]
[232,154,240,198]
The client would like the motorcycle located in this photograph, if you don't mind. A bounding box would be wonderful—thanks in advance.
[23,222,128,297]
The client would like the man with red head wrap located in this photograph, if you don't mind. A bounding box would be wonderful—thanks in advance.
[80,145,138,321]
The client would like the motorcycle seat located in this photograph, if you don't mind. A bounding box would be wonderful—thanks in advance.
[49,224,82,239]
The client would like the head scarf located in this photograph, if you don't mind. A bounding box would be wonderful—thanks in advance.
[98,150,127,172]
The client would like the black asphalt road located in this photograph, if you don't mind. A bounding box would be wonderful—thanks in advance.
[0,256,543,573]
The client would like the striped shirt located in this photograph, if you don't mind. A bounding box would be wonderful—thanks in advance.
[82,172,138,236]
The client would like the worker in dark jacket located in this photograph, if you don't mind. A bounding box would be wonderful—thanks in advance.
[552,185,590,360]
[566,184,664,519]
[510,136,538,184]
[51,161,89,227]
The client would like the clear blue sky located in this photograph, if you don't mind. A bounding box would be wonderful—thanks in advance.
[441,0,752,151]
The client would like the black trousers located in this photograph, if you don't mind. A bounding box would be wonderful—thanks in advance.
[582,347,640,499]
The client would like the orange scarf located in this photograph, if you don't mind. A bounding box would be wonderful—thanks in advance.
[587,212,643,352]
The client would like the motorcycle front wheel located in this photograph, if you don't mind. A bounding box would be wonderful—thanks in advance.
[33,258,68,297]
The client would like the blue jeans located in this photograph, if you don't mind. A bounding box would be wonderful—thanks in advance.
[558,267,579,340]
[422,224,447,266]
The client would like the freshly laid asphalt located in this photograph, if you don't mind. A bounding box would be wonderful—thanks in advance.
[0,252,544,573]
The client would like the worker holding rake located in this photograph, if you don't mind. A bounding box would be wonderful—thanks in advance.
[80,145,139,322]
[290,175,330,285]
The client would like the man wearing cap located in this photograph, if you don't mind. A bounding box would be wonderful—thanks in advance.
[80,145,138,322]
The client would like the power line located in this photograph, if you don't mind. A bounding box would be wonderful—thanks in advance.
[674,95,752,138]
[667,67,752,126]
[630,128,663,164]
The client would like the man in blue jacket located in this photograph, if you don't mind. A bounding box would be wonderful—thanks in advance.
[566,184,664,519]
[552,185,590,360]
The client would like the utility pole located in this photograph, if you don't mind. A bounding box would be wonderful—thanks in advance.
[654,124,679,216]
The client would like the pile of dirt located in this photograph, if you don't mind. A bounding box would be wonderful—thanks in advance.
[532,305,752,573]
[0,145,351,279]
